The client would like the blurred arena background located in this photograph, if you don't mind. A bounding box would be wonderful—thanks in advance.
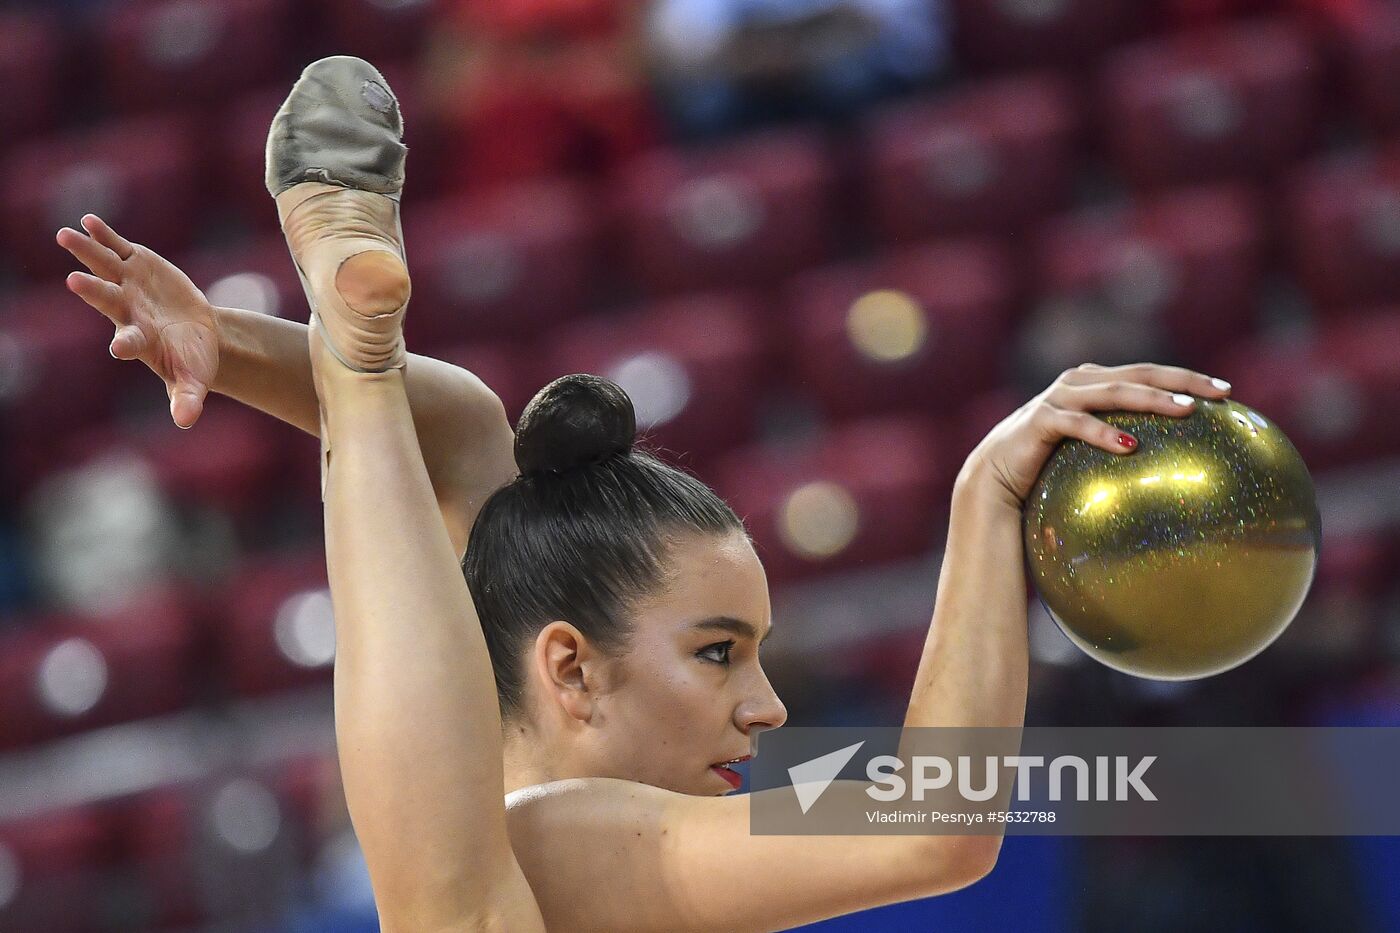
[1,0,1399,929]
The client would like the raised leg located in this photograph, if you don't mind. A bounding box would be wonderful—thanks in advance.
[271,56,544,930]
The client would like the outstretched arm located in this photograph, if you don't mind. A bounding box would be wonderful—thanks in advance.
[501,363,1234,933]
[56,214,515,554]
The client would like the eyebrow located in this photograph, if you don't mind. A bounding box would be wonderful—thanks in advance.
[692,616,774,645]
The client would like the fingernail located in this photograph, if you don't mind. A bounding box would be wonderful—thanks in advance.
[1211,377,1231,391]
[1117,433,1137,449]
[1172,393,1194,407]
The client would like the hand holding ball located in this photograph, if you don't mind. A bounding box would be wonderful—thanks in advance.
[1023,397,1321,680]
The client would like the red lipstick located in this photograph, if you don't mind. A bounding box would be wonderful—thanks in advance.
[710,754,752,790]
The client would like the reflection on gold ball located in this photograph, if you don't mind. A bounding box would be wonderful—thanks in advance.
[1023,398,1321,680]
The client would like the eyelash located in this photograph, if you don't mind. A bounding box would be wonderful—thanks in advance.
[698,640,735,665]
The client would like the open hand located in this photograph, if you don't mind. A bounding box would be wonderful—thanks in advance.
[962,363,1234,509]
[56,214,219,429]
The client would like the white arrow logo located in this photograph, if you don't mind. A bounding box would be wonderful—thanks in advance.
[788,741,866,814]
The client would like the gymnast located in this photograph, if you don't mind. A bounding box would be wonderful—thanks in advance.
[55,56,1231,932]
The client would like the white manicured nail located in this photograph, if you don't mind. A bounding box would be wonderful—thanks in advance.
[1211,377,1231,390]
[1172,393,1194,407]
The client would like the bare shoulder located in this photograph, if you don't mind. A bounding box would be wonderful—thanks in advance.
[503,778,740,932]
[501,778,995,933]
[505,775,722,845]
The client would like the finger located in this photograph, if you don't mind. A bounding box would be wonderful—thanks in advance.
[65,271,128,324]
[168,372,208,429]
[109,324,148,361]
[81,214,135,261]
[1035,405,1139,455]
[1059,362,1230,398]
[56,227,123,281]
[1051,381,1201,418]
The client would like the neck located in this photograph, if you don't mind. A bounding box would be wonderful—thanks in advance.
[502,719,559,795]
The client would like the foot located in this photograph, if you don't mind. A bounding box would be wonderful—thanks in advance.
[267,56,410,374]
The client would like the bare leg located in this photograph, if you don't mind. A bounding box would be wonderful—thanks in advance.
[273,57,544,929]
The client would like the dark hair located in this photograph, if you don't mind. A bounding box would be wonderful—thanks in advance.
[462,374,746,720]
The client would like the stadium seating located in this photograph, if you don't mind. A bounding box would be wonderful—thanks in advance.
[612,129,837,294]
[948,0,1136,72]
[862,73,1078,245]
[99,0,292,113]
[713,416,954,584]
[0,10,63,152]
[404,179,601,344]
[784,238,1017,422]
[1288,145,1400,315]
[1212,308,1400,472]
[2,114,200,281]
[215,552,333,698]
[0,806,113,933]
[1102,19,1319,190]
[1033,183,1263,361]
[0,588,197,751]
[546,290,770,460]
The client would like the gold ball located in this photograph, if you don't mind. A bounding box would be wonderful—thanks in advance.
[1023,398,1322,680]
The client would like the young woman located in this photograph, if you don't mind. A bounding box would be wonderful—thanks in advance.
[56,56,1232,932]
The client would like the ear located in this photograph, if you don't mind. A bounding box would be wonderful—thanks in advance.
[531,621,598,724]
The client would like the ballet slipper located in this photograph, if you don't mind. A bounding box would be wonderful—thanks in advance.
[266,55,410,374]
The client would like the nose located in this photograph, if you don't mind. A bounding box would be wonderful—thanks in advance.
[736,666,788,734]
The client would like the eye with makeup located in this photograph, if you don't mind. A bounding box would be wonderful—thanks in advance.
[697,640,736,665]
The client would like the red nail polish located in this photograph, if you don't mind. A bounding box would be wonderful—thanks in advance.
[1117,433,1137,449]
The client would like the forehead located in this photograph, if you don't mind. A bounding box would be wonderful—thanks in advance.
[634,531,770,624]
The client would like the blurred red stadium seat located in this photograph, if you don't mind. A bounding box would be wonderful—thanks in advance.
[436,39,657,191]
[132,402,288,524]
[180,234,303,321]
[0,588,197,751]
[428,340,541,427]
[1034,184,1263,362]
[0,807,113,933]
[948,0,1136,72]
[212,86,292,230]
[1288,146,1400,314]
[713,416,953,584]
[1212,309,1400,471]
[863,74,1077,245]
[1101,18,1320,190]
[953,385,1025,466]
[100,0,291,113]
[2,114,199,281]
[122,787,206,927]
[306,0,437,59]
[123,775,310,927]
[1336,3,1400,138]
[784,239,1017,423]
[547,291,770,461]
[453,0,624,40]
[405,179,600,343]
[216,553,333,697]
[0,286,130,493]
[0,11,64,152]
[273,754,338,868]
[613,129,836,295]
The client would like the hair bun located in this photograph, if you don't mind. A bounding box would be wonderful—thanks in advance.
[514,374,637,478]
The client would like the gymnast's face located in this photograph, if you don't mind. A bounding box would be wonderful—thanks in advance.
[567,529,789,796]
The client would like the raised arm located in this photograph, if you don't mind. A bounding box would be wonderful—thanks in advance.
[504,363,1235,933]
[55,215,515,554]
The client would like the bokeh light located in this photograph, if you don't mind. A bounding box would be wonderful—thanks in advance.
[778,481,860,560]
[846,289,929,363]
